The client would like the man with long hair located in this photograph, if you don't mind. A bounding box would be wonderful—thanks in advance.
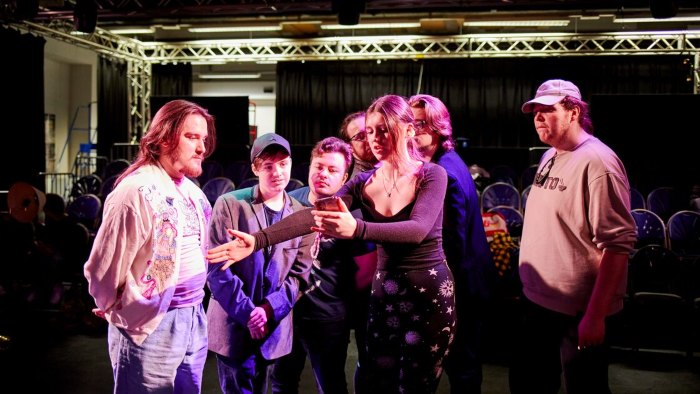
[84,99,216,393]
[408,94,495,394]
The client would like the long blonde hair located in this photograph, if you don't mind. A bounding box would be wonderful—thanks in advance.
[366,95,421,176]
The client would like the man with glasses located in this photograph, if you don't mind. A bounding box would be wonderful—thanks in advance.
[510,79,636,394]
[338,110,379,393]
[408,94,495,394]
[339,111,377,179]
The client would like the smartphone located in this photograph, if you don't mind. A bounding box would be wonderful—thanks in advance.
[314,196,343,212]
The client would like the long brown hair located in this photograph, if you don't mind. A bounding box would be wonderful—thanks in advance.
[116,100,216,185]
[366,95,421,176]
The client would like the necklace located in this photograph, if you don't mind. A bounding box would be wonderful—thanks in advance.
[381,166,399,197]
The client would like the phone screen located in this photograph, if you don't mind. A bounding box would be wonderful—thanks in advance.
[314,196,341,211]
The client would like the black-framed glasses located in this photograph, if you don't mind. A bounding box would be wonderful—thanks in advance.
[348,131,367,142]
[534,155,556,186]
[414,120,431,135]
[415,120,428,129]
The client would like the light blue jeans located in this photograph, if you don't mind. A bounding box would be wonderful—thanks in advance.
[108,304,208,394]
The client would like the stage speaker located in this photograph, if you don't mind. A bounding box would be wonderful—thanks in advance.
[74,0,97,33]
[650,0,678,19]
[332,0,365,26]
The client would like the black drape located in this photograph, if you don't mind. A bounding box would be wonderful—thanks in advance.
[276,60,422,144]
[420,56,692,148]
[97,57,128,160]
[276,56,692,148]
[152,64,192,96]
[0,27,45,191]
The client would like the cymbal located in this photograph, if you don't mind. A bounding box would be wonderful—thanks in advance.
[8,182,46,224]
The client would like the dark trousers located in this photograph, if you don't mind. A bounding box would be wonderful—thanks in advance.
[216,351,271,394]
[509,297,612,394]
[443,295,483,394]
[351,287,371,394]
[270,318,350,394]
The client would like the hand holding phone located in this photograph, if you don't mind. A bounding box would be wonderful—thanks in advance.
[312,195,354,238]
[314,196,347,212]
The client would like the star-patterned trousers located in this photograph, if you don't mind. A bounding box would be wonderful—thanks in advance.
[365,261,456,394]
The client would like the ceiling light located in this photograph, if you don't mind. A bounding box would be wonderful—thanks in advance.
[614,16,700,23]
[198,73,261,79]
[322,22,420,30]
[420,18,464,34]
[190,60,227,65]
[188,26,280,33]
[280,21,322,35]
[464,20,570,27]
[160,24,188,30]
[109,28,154,34]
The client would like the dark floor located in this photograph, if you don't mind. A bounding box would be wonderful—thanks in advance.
[2,296,700,394]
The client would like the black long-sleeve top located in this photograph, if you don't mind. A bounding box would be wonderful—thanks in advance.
[254,162,448,271]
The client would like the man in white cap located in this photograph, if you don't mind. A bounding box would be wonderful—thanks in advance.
[206,132,312,394]
[509,79,636,394]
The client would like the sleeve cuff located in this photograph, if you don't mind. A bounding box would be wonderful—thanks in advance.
[260,299,274,321]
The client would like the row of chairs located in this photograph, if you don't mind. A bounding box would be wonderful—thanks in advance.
[473,162,695,218]
[632,209,700,257]
[481,181,698,232]
[65,158,310,226]
[631,186,694,222]
[470,163,539,193]
[625,244,700,355]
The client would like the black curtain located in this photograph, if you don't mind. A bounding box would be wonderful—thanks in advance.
[97,57,128,160]
[276,60,422,145]
[276,56,692,149]
[152,64,192,96]
[0,27,45,190]
[420,56,692,148]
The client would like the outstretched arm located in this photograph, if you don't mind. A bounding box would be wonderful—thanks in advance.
[207,229,256,270]
[207,194,356,269]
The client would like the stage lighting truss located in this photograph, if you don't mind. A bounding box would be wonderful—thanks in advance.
[10,19,700,138]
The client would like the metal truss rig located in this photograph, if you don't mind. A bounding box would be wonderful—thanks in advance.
[12,20,700,133]
[140,31,700,61]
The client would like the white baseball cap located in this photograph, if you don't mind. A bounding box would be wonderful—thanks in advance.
[521,79,582,113]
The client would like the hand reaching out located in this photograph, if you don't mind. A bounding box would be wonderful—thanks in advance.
[207,229,256,270]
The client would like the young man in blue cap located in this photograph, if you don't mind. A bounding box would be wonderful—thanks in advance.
[206,133,312,394]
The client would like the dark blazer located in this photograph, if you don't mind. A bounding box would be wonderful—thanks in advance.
[206,185,312,360]
[434,148,496,300]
